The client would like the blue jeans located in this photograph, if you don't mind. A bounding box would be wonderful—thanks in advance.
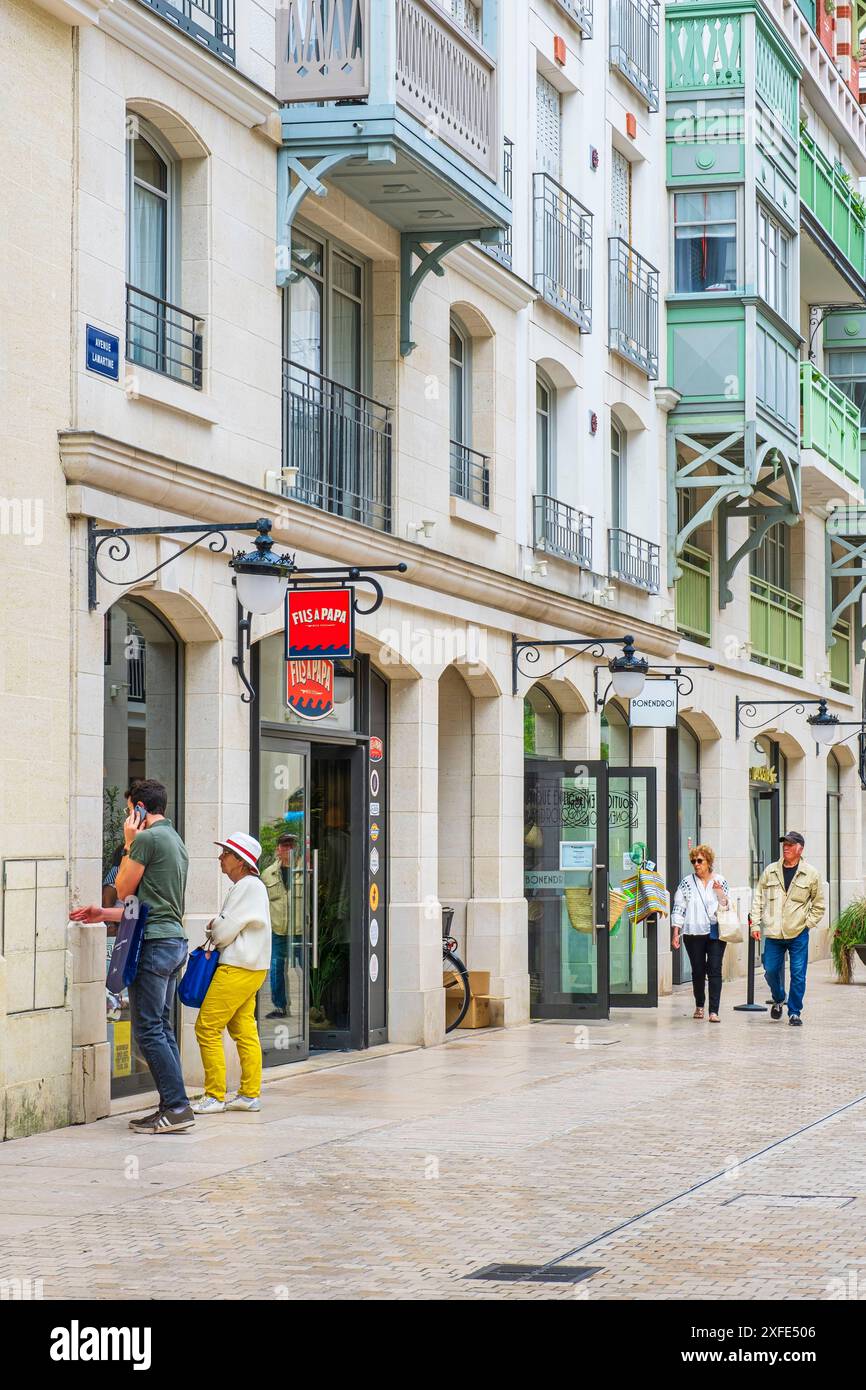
[128,937,189,1110]
[270,932,288,1011]
[763,932,809,1017]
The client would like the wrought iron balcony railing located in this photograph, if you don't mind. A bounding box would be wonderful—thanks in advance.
[482,137,514,266]
[533,173,593,330]
[450,440,491,509]
[610,0,659,112]
[533,495,592,569]
[126,284,204,390]
[608,527,660,592]
[608,238,659,379]
[136,0,236,64]
[283,360,393,533]
[555,0,594,39]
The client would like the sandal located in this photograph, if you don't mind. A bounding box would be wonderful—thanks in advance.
[693,1007,704,1019]
[708,1013,720,1023]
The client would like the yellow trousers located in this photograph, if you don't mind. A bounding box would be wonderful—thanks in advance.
[194,964,268,1102]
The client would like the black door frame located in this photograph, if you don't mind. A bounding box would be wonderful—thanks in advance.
[608,765,659,1010]
[255,735,311,1065]
[524,759,658,1019]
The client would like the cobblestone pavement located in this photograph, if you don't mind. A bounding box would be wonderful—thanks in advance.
[2,962,866,1300]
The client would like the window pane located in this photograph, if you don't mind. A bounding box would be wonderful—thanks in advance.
[292,232,323,278]
[332,253,361,299]
[288,274,323,372]
[331,291,361,390]
[133,137,167,193]
[132,185,167,300]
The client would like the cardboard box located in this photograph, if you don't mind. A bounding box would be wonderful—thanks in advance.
[444,970,493,1029]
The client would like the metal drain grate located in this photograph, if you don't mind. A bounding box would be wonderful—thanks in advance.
[467,1263,602,1284]
[723,1193,854,1210]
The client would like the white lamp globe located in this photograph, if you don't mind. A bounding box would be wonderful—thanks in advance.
[610,665,647,699]
[235,568,289,616]
[809,714,839,747]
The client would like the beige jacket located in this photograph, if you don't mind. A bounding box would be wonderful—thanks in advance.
[261,860,289,937]
[751,859,825,940]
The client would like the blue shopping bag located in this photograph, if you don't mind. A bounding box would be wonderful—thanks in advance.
[106,900,149,992]
[178,945,220,1008]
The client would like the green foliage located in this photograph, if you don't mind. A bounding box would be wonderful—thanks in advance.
[102,786,127,877]
[830,896,866,984]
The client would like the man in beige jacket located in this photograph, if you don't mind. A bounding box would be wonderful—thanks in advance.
[750,831,825,1027]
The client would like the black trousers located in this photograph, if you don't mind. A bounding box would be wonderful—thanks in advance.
[683,935,727,1013]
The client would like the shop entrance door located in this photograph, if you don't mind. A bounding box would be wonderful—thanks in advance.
[309,743,365,1051]
[750,786,779,966]
[258,739,310,1065]
[524,760,657,1019]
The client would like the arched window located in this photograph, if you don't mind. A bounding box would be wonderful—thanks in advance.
[536,370,555,497]
[523,685,561,758]
[103,596,183,1099]
[600,700,630,764]
[127,126,176,374]
[610,417,626,533]
[450,318,470,448]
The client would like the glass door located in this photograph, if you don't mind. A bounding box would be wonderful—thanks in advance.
[258,739,310,1064]
[608,767,658,1007]
[525,760,611,1019]
[749,786,778,966]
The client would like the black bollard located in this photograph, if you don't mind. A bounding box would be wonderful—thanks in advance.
[733,915,768,1013]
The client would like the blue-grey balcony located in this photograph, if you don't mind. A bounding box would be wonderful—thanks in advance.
[136,0,236,64]
[277,0,512,352]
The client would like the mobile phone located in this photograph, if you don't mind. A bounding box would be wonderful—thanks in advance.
[134,802,147,827]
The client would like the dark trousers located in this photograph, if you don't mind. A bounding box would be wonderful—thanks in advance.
[683,935,727,1013]
[127,937,189,1110]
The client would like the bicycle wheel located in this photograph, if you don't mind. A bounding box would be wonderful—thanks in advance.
[443,948,471,1032]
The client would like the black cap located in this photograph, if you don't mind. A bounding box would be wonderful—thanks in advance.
[780,831,805,847]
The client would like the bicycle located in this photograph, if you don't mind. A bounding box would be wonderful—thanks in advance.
[442,906,471,1032]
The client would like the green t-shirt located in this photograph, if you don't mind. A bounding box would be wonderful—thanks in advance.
[128,819,189,940]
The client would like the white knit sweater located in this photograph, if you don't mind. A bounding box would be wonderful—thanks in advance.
[208,875,272,971]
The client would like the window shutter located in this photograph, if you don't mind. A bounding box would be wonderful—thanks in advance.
[611,149,631,242]
[536,73,562,179]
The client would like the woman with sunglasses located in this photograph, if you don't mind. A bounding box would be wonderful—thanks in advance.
[671,844,731,1022]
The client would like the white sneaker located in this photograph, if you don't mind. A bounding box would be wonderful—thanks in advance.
[191,1095,226,1114]
[226,1094,261,1112]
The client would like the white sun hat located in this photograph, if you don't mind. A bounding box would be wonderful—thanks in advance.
[214,832,262,874]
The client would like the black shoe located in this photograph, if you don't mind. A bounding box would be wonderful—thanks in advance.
[129,1107,163,1132]
[134,1105,195,1135]
[265,1009,287,1019]
[789,1014,803,1027]
[770,1003,783,1020]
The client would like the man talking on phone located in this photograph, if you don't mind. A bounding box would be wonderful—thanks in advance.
[71,779,193,1133]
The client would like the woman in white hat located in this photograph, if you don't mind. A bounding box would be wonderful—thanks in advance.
[192,832,272,1114]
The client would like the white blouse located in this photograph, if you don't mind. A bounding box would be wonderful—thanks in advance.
[671,873,730,936]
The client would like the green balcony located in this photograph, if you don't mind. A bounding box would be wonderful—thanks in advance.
[800,361,861,486]
[830,618,851,693]
[750,576,803,676]
[800,129,866,278]
[676,544,712,644]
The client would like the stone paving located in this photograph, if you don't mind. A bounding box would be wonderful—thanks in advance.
[2,961,866,1300]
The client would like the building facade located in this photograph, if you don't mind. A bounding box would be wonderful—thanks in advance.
[2,0,866,1136]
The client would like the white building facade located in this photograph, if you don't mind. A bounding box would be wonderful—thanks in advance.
[1,0,865,1136]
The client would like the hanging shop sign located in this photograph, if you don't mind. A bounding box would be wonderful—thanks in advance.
[629,687,678,728]
[749,765,778,785]
[286,588,354,659]
[285,658,334,719]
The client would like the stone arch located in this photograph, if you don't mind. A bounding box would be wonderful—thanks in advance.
[127,100,211,160]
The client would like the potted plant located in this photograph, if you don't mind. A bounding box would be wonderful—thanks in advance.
[830,896,866,984]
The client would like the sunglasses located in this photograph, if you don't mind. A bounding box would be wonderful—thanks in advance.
[691,856,706,864]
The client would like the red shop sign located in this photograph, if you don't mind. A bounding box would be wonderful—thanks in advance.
[286,588,354,660]
[286,658,335,720]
